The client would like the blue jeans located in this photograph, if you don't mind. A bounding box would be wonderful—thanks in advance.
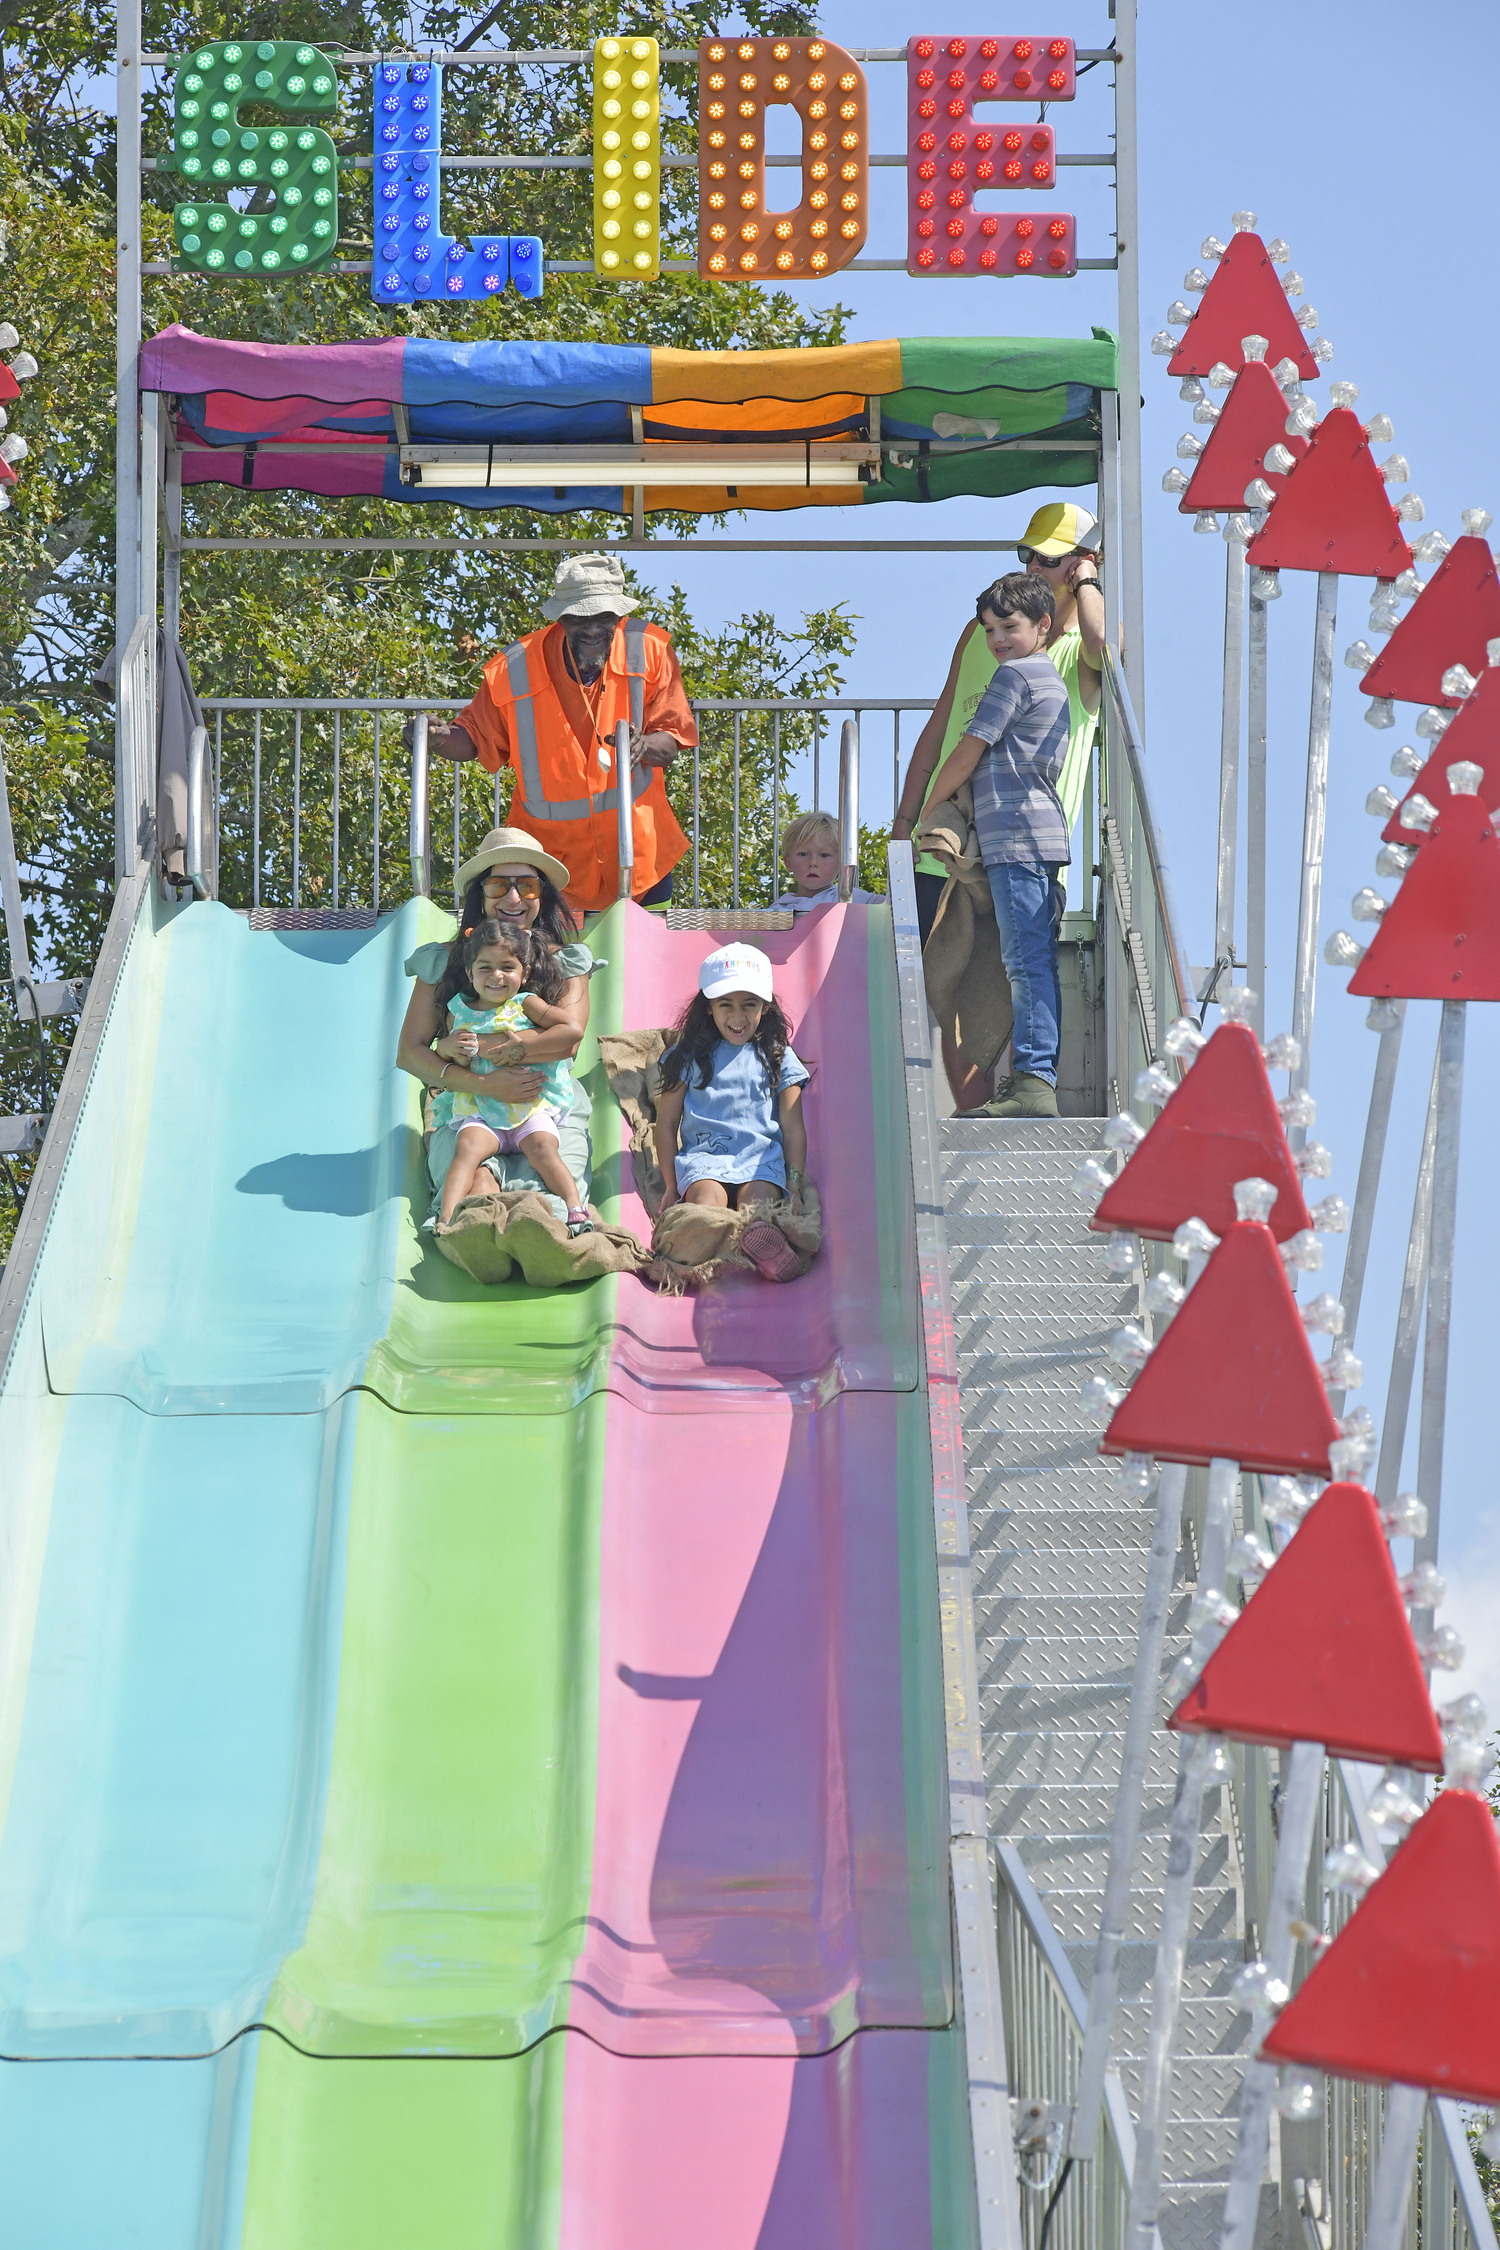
[986,861,1064,1085]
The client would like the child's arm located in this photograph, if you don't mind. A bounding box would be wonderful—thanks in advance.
[924,731,986,811]
[779,1083,807,1183]
[654,1081,687,1209]
[435,1005,479,1064]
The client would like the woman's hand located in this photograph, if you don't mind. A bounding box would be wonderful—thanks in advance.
[890,814,913,843]
[466,1063,546,1102]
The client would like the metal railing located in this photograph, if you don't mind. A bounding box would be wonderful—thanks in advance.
[1098,646,1193,1111]
[190,695,939,917]
[996,1842,1139,2250]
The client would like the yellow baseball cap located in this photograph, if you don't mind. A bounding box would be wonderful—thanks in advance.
[1019,500,1101,557]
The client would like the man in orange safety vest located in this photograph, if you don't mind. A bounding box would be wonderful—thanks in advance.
[428,552,695,916]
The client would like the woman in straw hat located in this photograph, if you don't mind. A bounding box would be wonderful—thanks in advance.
[396,825,601,1221]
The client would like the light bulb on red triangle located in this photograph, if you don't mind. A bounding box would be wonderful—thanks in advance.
[1261,1789,1500,2105]
[1246,409,1414,579]
[1360,536,1500,709]
[1169,1482,1444,1768]
[1100,1220,1340,1475]
[1349,789,1500,1002]
[1167,234,1317,384]
[1383,663,1500,845]
[1091,1023,1312,1245]
[1180,361,1309,516]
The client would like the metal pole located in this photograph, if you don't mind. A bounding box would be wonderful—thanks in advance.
[1335,1003,1407,1362]
[332,711,341,909]
[616,717,634,901]
[1215,538,1245,989]
[1217,1740,1326,2250]
[1112,0,1144,725]
[1245,594,1267,1039]
[1360,2085,1427,2250]
[408,713,430,899]
[1287,572,1338,1144]
[838,717,860,902]
[1412,1000,1465,1628]
[114,0,144,884]
[184,724,210,901]
[733,710,742,908]
[162,440,182,642]
[1073,1458,1188,2155]
[1373,1043,1440,1507]
[1124,1455,1238,2250]
[251,711,261,912]
[292,711,302,909]
[139,391,161,649]
[373,710,381,912]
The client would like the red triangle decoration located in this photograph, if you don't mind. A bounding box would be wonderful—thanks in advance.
[1100,1221,1340,1474]
[1361,536,1500,708]
[1167,234,1318,383]
[1349,792,1500,1001]
[1245,409,1414,580]
[0,364,19,405]
[1181,362,1310,516]
[1169,1484,1444,1768]
[1091,1023,1312,1244]
[1382,664,1500,844]
[1261,1790,1500,2103]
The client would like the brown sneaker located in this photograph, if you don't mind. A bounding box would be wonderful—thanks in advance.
[983,1072,1060,1119]
[741,1219,804,1283]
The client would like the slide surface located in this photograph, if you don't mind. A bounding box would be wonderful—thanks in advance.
[0,890,977,2247]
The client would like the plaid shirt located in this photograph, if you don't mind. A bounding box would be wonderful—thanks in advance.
[968,652,1072,867]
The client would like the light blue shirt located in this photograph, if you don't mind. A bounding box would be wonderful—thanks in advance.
[669,1036,810,1190]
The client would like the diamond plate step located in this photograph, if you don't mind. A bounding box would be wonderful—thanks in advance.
[1112,2000,1250,2063]
[980,1725,1193,1789]
[941,1117,1106,1152]
[1062,1938,1246,2003]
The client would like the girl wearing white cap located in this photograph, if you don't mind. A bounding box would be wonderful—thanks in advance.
[654,944,810,1283]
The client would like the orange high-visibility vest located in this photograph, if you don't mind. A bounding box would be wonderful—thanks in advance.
[487,618,689,913]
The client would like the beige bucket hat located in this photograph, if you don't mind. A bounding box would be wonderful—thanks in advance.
[542,550,641,621]
[454,825,571,896]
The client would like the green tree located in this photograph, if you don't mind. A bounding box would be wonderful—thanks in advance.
[0,1,872,1253]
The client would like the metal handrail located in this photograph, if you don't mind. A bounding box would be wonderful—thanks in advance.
[408,711,429,900]
[184,723,212,900]
[615,718,634,900]
[996,1840,1144,2250]
[837,718,859,902]
[1099,645,1193,1024]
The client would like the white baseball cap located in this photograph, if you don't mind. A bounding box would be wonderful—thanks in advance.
[698,943,774,1003]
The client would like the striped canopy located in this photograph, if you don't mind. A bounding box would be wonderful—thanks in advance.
[140,324,1117,514]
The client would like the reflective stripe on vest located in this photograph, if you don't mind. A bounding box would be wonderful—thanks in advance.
[504,617,650,823]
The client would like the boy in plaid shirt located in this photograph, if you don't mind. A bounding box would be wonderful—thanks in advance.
[924,573,1070,1118]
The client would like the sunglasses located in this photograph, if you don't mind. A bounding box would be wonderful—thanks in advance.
[484,871,543,901]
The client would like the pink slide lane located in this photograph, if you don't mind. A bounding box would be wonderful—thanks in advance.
[556,901,954,2243]
[558,2031,946,2250]
[564,1388,949,2053]
[599,904,918,1401]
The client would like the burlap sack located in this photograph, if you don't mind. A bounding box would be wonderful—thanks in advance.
[916,786,1014,1082]
[431,1188,650,1287]
[597,1028,823,1291]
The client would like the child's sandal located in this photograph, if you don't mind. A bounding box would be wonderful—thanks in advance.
[566,1208,595,1238]
[741,1218,802,1283]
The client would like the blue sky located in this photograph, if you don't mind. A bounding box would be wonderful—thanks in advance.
[631,0,1500,1707]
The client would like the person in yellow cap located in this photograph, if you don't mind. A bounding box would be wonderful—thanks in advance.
[891,499,1104,1104]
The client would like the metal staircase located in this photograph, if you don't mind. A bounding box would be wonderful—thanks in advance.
[941,1114,1249,2250]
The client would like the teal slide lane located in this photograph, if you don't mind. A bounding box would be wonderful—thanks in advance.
[0,894,406,2056]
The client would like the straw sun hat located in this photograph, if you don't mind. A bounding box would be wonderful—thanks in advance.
[541,550,642,621]
[454,826,570,896]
